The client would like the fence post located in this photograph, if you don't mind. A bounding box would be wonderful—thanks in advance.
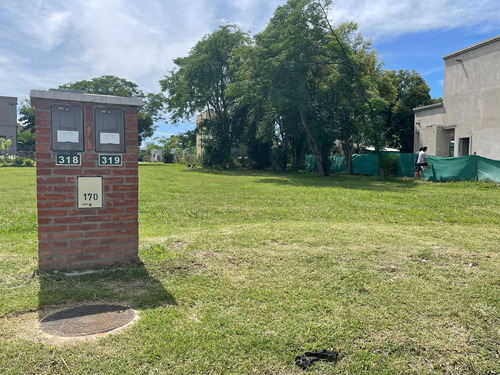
[473,152,478,182]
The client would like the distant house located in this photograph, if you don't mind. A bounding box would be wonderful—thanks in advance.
[0,96,17,155]
[196,109,215,159]
[414,36,500,160]
[195,109,247,160]
[150,149,162,161]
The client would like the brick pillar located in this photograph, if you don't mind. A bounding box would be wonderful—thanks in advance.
[31,90,142,271]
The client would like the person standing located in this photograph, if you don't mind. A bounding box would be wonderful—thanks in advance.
[414,147,423,179]
[417,146,431,180]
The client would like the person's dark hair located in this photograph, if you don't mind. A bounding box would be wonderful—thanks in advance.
[423,147,428,151]
[419,147,423,151]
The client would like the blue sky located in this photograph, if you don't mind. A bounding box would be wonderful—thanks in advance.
[1,0,500,144]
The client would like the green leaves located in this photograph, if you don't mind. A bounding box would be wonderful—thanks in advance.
[383,70,433,152]
[60,75,143,98]
[160,26,251,166]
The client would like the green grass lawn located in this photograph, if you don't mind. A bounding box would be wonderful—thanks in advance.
[1,164,499,374]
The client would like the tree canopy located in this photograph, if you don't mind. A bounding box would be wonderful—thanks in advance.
[158,0,436,174]
[382,70,434,152]
[160,25,250,166]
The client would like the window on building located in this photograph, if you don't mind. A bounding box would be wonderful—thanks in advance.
[449,130,455,157]
[459,137,470,156]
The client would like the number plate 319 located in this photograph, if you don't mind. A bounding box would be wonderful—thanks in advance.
[99,154,122,166]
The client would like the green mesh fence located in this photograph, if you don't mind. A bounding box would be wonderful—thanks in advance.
[397,153,416,178]
[352,154,379,176]
[304,154,316,172]
[423,156,475,181]
[306,154,379,175]
[477,156,500,183]
[305,153,500,183]
[329,155,345,173]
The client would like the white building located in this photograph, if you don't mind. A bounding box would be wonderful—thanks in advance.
[151,149,162,161]
[0,96,17,155]
[414,36,500,160]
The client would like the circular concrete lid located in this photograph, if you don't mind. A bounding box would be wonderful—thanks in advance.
[39,304,135,337]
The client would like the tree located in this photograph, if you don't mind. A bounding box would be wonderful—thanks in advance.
[149,132,196,164]
[59,75,143,97]
[18,99,35,133]
[383,70,432,152]
[0,138,12,155]
[160,25,250,166]
[253,0,331,175]
[16,131,36,156]
[177,130,197,153]
[314,4,389,174]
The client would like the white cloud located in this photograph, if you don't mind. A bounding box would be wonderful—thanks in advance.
[1,0,499,103]
[329,0,500,40]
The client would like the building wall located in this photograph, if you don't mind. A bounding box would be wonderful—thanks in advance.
[414,103,449,157]
[151,149,162,161]
[414,36,500,160]
[0,96,17,155]
[196,109,215,158]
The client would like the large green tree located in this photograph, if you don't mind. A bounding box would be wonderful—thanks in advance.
[252,0,332,175]
[160,25,250,166]
[383,70,433,152]
[314,2,390,174]
[157,0,432,173]
[252,0,387,175]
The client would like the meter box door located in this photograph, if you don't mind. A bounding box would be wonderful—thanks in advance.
[51,105,84,151]
[95,108,125,153]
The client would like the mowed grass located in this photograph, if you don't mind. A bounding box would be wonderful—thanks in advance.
[0,164,499,374]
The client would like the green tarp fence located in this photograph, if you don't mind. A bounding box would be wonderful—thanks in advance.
[397,153,415,178]
[305,154,379,175]
[423,155,500,182]
[305,153,500,183]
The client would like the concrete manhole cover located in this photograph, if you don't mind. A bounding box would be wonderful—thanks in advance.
[40,304,135,337]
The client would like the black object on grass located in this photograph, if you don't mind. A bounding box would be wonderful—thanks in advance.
[295,349,339,370]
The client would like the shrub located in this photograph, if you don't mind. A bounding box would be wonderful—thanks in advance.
[13,157,25,166]
[379,153,399,176]
[162,150,174,163]
[23,159,34,167]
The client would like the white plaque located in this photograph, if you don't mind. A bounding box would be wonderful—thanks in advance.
[57,130,79,143]
[77,177,103,209]
[100,132,121,145]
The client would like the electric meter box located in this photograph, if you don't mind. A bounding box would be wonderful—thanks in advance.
[51,105,84,151]
[95,108,125,153]
[30,89,143,271]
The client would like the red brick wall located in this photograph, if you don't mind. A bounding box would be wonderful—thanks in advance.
[34,99,140,271]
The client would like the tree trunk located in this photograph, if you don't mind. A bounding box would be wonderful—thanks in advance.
[300,113,325,177]
[343,143,354,175]
[377,152,385,180]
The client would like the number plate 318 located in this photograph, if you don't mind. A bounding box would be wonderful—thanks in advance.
[56,154,81,165]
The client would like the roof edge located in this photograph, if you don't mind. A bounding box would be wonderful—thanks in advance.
[0,96,18,101]
[413,102,443,113]
[443,35,500,60]
[30,89,143,107]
